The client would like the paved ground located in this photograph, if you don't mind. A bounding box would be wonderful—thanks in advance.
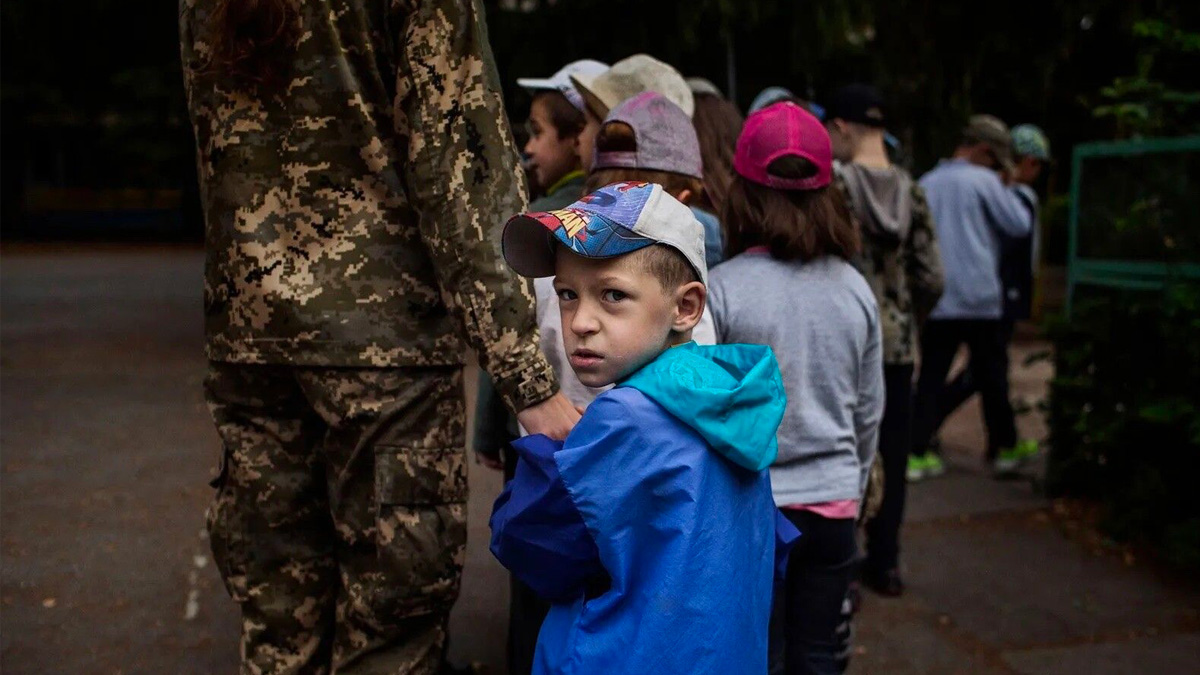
[2,246,1196,674]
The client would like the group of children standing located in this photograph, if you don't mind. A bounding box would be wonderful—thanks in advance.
[475,53,1045,675]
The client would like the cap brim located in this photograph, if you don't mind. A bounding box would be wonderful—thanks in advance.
[569,73,609,119]
[687,78,722,97]
[516,77,557,92]
[502,214,559,278]
[503,207,659,278]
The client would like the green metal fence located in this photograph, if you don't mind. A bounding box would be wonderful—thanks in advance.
[1067,136,1200,314]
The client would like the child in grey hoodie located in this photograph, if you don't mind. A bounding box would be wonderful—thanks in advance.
[826,83,944,597]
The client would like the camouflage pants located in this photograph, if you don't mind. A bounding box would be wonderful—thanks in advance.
[204,363,468,675]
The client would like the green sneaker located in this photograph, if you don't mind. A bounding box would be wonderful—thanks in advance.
[993,439,1041,475]
[994,439,1039,475]
[906,455,928,482]
[1013,438,1039,460]
[924,453,946,478]
[993,451,1020,474]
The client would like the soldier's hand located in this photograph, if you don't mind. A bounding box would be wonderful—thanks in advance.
[475,449,505,471]
[516,392,581,441]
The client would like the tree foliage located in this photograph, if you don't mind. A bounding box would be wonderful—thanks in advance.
[0,0,1195,228]
[1091,19,1200,137]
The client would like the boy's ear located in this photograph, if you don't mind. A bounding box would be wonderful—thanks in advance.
[672,281,706,333]
[675,188,694,205]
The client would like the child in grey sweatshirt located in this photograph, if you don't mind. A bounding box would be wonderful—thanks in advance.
[709,101,884,674]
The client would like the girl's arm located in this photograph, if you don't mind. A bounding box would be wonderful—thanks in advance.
[854,309,886,496]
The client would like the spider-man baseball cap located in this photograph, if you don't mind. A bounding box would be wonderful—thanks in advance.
[734,101,832,191]
[502,181,707,285]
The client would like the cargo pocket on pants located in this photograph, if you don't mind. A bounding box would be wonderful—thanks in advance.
[373,444,468,620]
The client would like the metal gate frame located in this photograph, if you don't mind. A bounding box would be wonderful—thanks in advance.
[1067,135,1200,315]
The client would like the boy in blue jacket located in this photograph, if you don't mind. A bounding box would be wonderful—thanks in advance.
[491,180,799,674]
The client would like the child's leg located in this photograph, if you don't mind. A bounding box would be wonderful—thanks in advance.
[865,363,915,578]
[934,363,977,432]
[772,510,859,675]
[911,319,961,455]
[964,319,1018,458]
[507,576,551,675]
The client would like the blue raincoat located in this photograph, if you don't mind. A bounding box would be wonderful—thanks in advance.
[490,342,800,674]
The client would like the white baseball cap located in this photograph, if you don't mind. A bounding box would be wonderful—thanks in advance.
[516,59,609,113]
[502,181,707,286]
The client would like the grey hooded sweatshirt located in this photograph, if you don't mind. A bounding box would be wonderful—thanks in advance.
[835,161,944,365]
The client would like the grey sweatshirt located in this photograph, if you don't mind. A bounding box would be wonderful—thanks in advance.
[838,161,914,245]
[919,159,1032,319]
[708,253,884,506]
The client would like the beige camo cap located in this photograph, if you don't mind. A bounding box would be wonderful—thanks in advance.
[964,114,1015,171]
[570,54,694,120]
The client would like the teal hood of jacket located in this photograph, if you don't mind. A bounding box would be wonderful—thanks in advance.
[620,341,787,471]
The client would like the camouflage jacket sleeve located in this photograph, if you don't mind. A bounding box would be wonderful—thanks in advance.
[398,0,557,414]
[905,183,945,324]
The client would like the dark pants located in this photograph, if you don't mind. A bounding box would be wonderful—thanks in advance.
[865,364,914,574]
[912,319,1017,459]
[769,511,859,675]
[507,576,550,674]
[502,444,551,675]
[933,320,1016,435]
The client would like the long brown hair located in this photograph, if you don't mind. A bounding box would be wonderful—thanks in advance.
[691,93,743,215]
[722,155,860,262]
[204,0,302,88]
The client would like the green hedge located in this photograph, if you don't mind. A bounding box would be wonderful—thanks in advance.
[1047,282,1200,568]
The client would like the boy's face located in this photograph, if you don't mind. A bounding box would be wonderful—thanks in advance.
[1015,155,1044,185]
[553,249,704,388]
[524,95,581,191]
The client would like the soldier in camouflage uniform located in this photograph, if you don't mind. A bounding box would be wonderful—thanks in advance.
[180,0,578,672]
[825,84,943,597]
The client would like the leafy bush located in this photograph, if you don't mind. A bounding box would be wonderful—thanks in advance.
[1046,282,1200,568]
[1092,19,1200,138]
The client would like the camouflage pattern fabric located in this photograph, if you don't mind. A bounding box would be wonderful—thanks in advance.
[205,362,467,674]
[180,0,556,414]
[838,176,945,365]
[860,457,885,525]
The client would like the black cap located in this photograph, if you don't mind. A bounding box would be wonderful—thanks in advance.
[825,84,886,128]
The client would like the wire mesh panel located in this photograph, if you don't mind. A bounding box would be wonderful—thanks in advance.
[1068,136,1200,313]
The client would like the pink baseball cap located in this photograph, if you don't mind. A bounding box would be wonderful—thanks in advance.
[733,101,832,191]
